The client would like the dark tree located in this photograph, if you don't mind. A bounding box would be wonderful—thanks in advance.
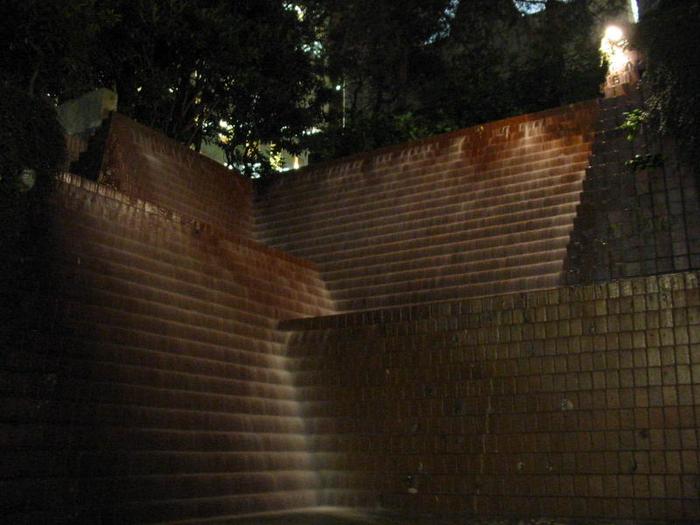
[1,1,323,177]
[633,0,700,166]
[0,0,115,97]
[303,0,454,159]
[95,0,323,177]
[307,0,628,162]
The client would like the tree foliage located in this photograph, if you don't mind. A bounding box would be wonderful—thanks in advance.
[96,0,323,177]
[308,0,625,161]
[1,0,322,177]
[1,0,633,174]
[0,0,116,97]
[300,0,454,159]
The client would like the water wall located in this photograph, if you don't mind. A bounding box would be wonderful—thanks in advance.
[1,116,335,522]
[256,101,599,312]
[3,93,700,523]
[257,93,700,521]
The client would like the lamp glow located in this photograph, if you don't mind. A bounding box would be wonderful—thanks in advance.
[605,25,624,43]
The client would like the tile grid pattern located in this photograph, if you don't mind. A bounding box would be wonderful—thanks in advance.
[284,273,700,521]
[564,95,700,284]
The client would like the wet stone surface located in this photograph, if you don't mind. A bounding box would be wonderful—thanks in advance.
[221,509,680,525]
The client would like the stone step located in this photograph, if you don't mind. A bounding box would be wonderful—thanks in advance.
[60,358,298,401]
[331,259,563,303]
[62,319,289,369]
[86,471,319,503]
[52,223,330,317]
[56,195,331,297]
[0,423,313,452]
[56,175,324,286]
[261,181,583,249]
[2,381,304,423]
[61,300,286,357]
[330,248,568,293]
[258,105,595,199]
[266,186,581,252]
[59,338,292,387]
[114,490,319,524]
[60,274,288,344]
[1,478,318,523]
[321,235,570,286]
[2,361,303,413]
[57,249,330,323]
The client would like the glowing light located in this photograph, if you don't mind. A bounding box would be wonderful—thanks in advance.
[601,25,629,74]
[605,25,624,43]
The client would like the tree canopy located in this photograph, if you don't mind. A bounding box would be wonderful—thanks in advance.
[1,0,634,175]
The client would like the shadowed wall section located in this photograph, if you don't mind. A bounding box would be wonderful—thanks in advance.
[1,118,335,521]
[564,95,700,284]
[256,101,599,312]
[283,273,700,521]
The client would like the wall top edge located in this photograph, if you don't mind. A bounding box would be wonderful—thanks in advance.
[56,172,319,271]
[262,98,602,189]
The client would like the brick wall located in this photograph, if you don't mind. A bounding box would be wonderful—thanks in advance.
[100,114,254,236]
[5,91,700,523]
[0,174,334,523]
[257,101,599,311]
[283,272,700,521]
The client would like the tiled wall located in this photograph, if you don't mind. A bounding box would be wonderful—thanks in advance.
[565,95,700,284]
[284,272,700,521]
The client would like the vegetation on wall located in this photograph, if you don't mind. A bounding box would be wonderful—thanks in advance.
[632,0,700,167]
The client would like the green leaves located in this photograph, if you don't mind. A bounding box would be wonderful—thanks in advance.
[619,108,650,142]
[632,1,700,167]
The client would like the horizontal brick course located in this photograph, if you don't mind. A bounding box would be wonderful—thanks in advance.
[99,114,254,235]
[0,174,334,522]
[257,101,599,311]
